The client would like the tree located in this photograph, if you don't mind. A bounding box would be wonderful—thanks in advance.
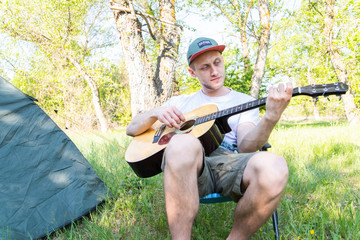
[266,0,359,121]
[250,0,271,98]
[323,0,359,124]
[196,0,254,91]
[0,0,113,132]
[110,0,181,116]
[188,0,280,99]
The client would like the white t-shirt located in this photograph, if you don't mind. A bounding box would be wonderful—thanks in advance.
[162,89,259,146]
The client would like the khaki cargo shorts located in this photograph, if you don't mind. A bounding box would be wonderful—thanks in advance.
[198,147,257,202]
[161,145,257,203]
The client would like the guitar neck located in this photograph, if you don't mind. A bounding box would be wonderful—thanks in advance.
[150,82,346,145]
[193,85,335,126]
[194,96,267,126]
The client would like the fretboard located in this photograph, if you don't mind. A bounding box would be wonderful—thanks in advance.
[194,87,303,126]
[194,97,267,125]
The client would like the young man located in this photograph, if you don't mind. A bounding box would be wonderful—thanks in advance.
[126,37,293,240]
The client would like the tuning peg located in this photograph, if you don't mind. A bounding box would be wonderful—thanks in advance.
[337,95,342,101]
[314,97,319,103]
[326,96,330,101]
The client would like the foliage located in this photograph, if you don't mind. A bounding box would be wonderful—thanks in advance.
[1,0,359,128]
[267,0,360,110]
[223,46,252,95]
[98,61,132,127]
[176,62,202,95]
[47,122,360,239]
[0,0,131,129]
[8,57,131,129]
[184,0,285,92]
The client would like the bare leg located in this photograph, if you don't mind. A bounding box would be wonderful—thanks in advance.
[163,134,203,240]
[227,152,288,240]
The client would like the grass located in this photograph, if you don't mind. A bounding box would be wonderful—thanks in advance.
[49,121,360,239]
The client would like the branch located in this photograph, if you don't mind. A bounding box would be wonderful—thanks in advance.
[82,3,105,55]
[210,0,235,24]
[308,0,323,17]
[63,1,71,47]
[138,12,157,40]
[109,2,183,30]
[245,0,254,22]
[128,0,137,17]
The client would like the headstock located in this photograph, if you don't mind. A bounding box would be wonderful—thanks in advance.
[293,83,348,100]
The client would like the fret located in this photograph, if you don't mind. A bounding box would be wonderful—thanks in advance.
[236,104,243,111]
[229,107,235,114]
[218,110,224,118]
[211,112,217,119]
[195,116,202,125]
[216,111,221,118]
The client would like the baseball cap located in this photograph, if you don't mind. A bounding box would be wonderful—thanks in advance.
[187,37,226,65]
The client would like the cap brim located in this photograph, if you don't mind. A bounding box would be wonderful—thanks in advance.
[189,45,226,64]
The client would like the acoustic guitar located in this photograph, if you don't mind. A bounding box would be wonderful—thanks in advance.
[125,83,348,178]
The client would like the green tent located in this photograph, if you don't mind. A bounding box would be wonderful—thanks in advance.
[0,76,109,239]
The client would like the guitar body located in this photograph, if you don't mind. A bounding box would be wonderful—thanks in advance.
[125,104,225,178]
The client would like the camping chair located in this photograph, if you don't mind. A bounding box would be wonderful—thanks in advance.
[200,143,280,240]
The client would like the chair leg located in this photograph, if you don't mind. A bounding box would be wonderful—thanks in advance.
[272,210,280,240]
[262,145,279,239]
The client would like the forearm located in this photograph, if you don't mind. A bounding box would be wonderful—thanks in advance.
[126,105,186,137]
[237,113,278,153]
[126,109,159,137]
[238,82,293,153]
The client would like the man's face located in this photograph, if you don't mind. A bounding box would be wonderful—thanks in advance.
[188,51,226,94]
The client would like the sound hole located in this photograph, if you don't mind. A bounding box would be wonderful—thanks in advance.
[180,119,196,132]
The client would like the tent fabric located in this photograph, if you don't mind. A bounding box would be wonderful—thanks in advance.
[0,76,109,239]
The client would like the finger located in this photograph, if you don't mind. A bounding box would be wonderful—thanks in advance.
[157,107,179,127]
[167,113,182,128]
[170,119,181,129]
[271,85,281,98]
[173,107,186,122]
[285,82,293,95]
[278,83,285,93]
[168,111,182,124]
[268,86,275,97]
[166,110,185,129]
[158,114,171,127]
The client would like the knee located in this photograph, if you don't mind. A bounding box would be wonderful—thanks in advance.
[164,134,203,171]
[249,152,289,196]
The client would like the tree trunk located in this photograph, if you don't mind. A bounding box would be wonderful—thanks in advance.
[250,0,270,98]
[234,0,253,78]
[68,56,110,132]
[111,0,180,117]
[156,0,180,103]
[111,0,157,116]
[324,0,359,124]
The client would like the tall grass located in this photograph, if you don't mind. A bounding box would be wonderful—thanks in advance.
[51,122,360,239]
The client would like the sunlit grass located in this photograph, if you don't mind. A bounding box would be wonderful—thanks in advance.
[49,122,360,239]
